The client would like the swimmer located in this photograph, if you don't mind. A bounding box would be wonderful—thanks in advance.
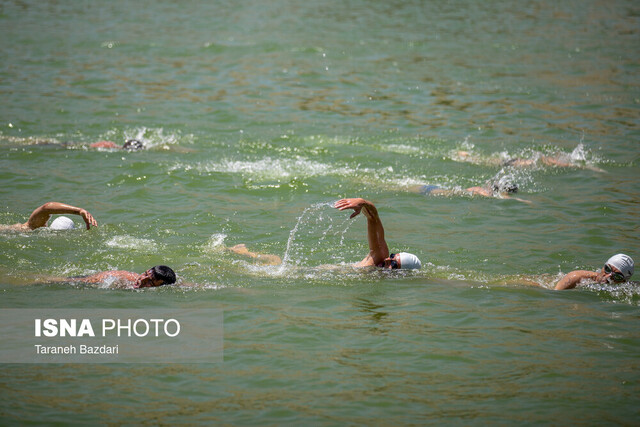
[90,139,145,150]
[462,176,520,198]
[21,139,144,150]
[228,198,422,270]
[66,265,177,289]
[456,150,604,172]
[411,176,530,203]
[334,198,421,269]
[0,202,98,231]
[555,254,634,290]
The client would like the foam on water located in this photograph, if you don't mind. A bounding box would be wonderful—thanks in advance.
[202,233,227,254]
[382,143,424,155]
[196,156,335,179]
[106,236,160,252]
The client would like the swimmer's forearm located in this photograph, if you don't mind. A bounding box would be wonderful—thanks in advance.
[359,199,378,220]
[39,202,85,215]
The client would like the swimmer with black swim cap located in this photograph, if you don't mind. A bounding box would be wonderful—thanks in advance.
[69,265,177,289]
[90,139,145,150]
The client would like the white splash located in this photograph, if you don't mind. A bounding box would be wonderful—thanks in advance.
[101,127,191,149]
[106,236,159,251]
[279,202,353,270]
[197,156,334,179]
[203,233,227,253]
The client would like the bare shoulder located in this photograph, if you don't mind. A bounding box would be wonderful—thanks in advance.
[81,270,138,283]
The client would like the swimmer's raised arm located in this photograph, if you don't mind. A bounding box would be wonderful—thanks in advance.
[24,202,98,230]
[334,198,389,266]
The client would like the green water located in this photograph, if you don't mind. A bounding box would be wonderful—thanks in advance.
[1,0,639,424]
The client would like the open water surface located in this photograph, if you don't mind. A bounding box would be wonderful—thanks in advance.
[1,0,639,424]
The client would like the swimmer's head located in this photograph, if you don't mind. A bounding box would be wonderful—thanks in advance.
[49,216,76,230]
[380,252,422,270]
[122,139,144,151]
[605,254,634,281]
[492,177,518,194]
[397,252,422,270]
[135,265,177,288]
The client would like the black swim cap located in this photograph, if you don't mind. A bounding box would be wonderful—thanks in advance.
[122,139,144,150]
[492,177,518,194]
[151,265,176,285]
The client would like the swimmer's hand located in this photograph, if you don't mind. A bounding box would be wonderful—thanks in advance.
[334,198,365,219]
[584,164,607,173]
[79,209,98,229]
[512,197,533,205]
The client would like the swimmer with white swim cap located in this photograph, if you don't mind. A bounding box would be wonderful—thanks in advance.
[0,202,98,231]
[227,198,421,270]
[334,198,421,270]
[555,253,634,290]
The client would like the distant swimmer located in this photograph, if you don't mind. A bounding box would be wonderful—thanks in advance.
[455,150,604,172]
[90,139,145,150]
[0,202,98,231]
[228,198,422,270]
[411,176,530,203]
[334,198,421,269]
[23,138,145,150]
[555,254,634,290]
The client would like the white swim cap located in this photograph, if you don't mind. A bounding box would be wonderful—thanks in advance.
[397,252,422,270]
[49,216,76,230]
[606,254,634,280]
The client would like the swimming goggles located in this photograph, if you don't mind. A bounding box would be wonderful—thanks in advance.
[604,264,625,282]
[389,253,399,269]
